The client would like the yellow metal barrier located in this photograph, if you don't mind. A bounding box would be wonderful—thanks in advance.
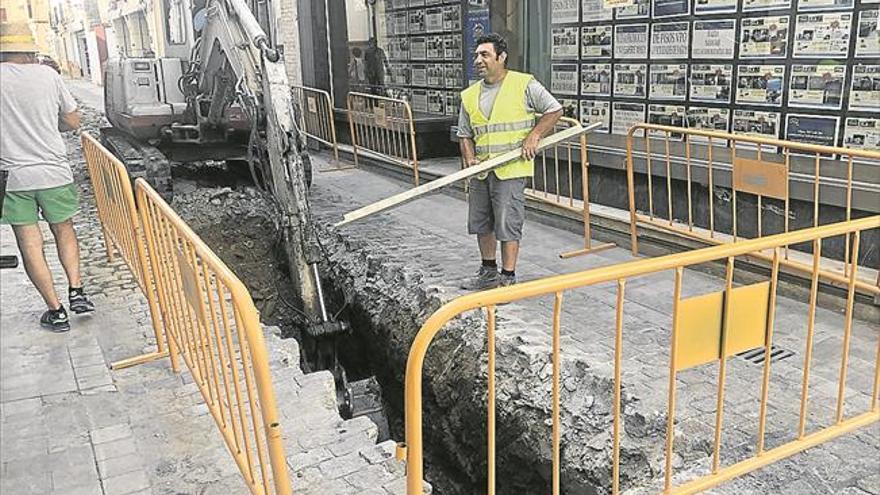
[136,178,292,495]
[625,124,880,297]
[401,216,880,495]
[291,84,344,166]
[347,91,420,186]
[529,116,614,259]
[81,133,168,369]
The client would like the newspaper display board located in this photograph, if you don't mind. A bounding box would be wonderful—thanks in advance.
[581,0,614,21]
[743,0,790,10]
[732,109,781,147]
[850,65,880,111]
[649,64,688,100]
[426,63,444,87]
[612,102,647,136]
[411,63,428,86]
[581,63,613,96]
[784,114,840,156]
[582,25,613,58]
[788,64,846,109]
[616,0,650,19]
[427,35,444,59]
[692,19,737,59]
[843,117,880,162]
[614,64,647,97]
[426,7,444,32]
[614,24,649,59]
[552,64,580,95]
[693,0,737,15]
[690,64,733,103]
[856,9,880,57]
[648,104,687,139]
[552,27,580,59]
[793,13,853,58]
[736,65,786,106]
[427,89,445,114]
[553,0,580,24]
[651,22,690,59]
[653,0,690,18]
[560,99,580,120]
[740,16,790,58]
[798,0,854,11]
[580,100,612,132]
[687,107,731,142]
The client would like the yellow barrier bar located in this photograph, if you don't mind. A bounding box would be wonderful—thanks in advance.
[487,305,496,495]
[291,85,343,166]
[135,179,292,495]
[403,215,880,495]
[347,92,420,186]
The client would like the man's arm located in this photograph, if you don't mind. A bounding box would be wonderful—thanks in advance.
[521,109,562,160]
[56,74,80,131]
[460,137,478,166]
[59,111,81,131]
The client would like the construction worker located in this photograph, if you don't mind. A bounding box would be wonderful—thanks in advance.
[1,22,95,332]
[458,33,562,290]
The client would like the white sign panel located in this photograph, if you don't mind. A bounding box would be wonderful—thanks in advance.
[692,19,736,59]
[651,22,690,59]
[649,64,688,100]
[582,25,613,58]
[793,13,852,57]
[616,0,651,19]
[687,107,731,142]
[552,27,580,59]
[552,0,580,23]
[552,64,580,95]
[690,64,733,103]
[614,24,649,59]
[856,9,880,57]
[736,64,786,106]
[648,104,687,139]
[614,63,647,97]
[843,117,880,162]
[582,0,614,21]
[788,64,846,109]
[798,0,854,11]
[732,109,781,142]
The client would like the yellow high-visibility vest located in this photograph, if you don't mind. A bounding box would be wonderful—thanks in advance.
[460,70,537,180]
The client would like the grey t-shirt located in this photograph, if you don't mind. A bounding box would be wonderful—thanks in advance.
[1,63,77,192]
[456,76,562,139]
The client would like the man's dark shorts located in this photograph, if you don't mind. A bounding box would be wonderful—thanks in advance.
[467,173,527,241]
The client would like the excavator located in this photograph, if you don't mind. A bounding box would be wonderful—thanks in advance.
[99,0,384,427]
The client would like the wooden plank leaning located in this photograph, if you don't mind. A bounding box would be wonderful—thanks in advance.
[335,121,603,227]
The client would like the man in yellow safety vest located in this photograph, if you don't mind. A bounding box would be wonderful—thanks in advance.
[458,33,562,290]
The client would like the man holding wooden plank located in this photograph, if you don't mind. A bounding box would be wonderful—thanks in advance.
[457,33,562,290]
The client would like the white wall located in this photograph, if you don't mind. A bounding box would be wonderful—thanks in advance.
[86,30,102,85]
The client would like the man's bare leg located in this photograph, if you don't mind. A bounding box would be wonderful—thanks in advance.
[478,233,497,261]
[49,220,82,288]
[12,224,62,310]
[500,240,519,272]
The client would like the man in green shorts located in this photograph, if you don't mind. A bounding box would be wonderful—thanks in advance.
[1,23,95,331]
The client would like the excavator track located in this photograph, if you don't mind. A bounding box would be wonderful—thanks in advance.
[99,127,174,201]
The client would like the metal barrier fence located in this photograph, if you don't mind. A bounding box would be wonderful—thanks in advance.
[81,134,168,369]
[347,91,420,186]
[400,216,880,495]
[528,116,614,259]
[291,84,341,164]
[136,179,292,495]
[625,124,880,298]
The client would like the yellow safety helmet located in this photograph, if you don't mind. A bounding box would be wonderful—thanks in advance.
[0,23,38,54]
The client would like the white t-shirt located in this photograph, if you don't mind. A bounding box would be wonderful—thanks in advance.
[0,63,78,191]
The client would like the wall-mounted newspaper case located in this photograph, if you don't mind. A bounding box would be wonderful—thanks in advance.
[784,113,840,157]
[732,109,781,149]
[651,22,690,59]
[614,63,647,97]
[580,100,612,132]
[614,24,649,59]
[581,63,613,96]
[581,25,613,58]
[612,101,646,135]
[552,26,580,59]
[793,12,852,57]
[735,64,786,106]
[690,64,733,103]
[582,0,614,21]
[856,9,880,57]
[687,107,731,142]
[648,104,687,139]
[740,15,790,58]
[843,117,880,163]
[649,64,688,100]
[552,0,579,24]
[692,19,737,59]
[552,64,580,95]
[849,64,880,110]
[788,63,846,109]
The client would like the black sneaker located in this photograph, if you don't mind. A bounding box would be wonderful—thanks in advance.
[41,305,70,332]
[69,288,95,314]
[460,266,500,291]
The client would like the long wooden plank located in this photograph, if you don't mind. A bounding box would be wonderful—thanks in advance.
[335,122,603,227]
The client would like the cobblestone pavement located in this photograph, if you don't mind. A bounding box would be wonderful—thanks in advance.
[305,148,879,494]
[1,80,416,495]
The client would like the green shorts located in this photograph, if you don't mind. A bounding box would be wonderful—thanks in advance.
[1,183,79,225]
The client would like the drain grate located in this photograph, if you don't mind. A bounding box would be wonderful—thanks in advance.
[736,345,796,365]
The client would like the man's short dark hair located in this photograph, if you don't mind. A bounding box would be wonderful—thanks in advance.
[475,33,508,65]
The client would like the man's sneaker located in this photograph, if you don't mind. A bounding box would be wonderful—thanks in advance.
[41,305,70,332]
[460,266,500,291]
[499,272,517,287]
[69,288,95,314]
